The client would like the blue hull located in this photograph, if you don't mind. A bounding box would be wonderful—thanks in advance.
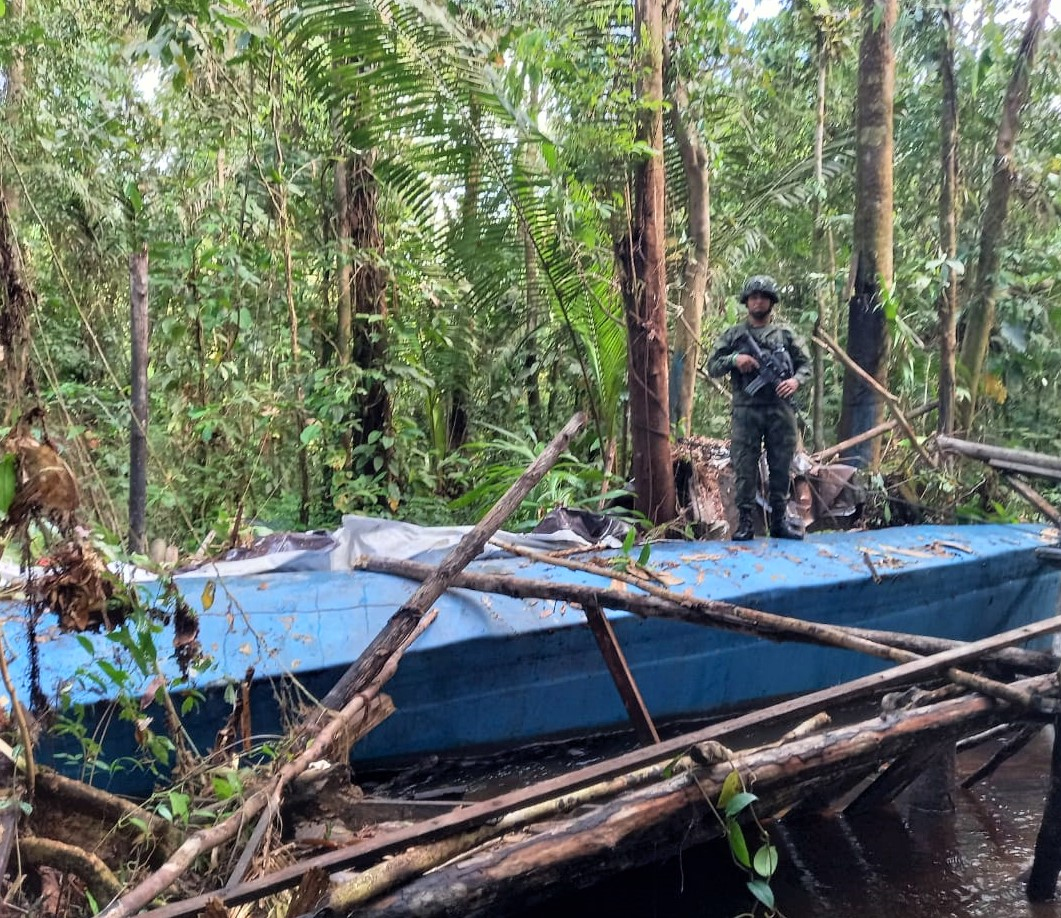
[12,523,1061,795]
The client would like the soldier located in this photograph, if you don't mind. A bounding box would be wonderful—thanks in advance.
[706,275,812,541]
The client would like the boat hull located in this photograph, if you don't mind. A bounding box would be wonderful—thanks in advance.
[12,523,1061,795]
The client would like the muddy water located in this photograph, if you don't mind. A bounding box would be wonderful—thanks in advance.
[515,732,1061,918]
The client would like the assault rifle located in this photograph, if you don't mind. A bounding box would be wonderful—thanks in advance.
[741,329,795,398]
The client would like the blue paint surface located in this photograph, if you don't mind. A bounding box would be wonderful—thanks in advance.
[8,523,1060,795]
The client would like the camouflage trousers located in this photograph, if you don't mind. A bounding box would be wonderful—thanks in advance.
[731,401,797,512]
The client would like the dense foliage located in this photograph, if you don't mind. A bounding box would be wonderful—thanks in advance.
[1,0,1058,549]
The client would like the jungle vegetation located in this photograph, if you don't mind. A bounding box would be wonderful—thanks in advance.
[0,0,1058,548]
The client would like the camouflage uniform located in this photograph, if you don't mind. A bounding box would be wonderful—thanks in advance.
[706,321,812,517]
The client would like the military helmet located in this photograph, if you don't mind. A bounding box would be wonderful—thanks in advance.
[739,275,780,305]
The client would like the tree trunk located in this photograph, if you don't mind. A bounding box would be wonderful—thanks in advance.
[957,0,1048,430]
[811,28,830,453]
[937,1,960,438]
[0,193,34,423]
[667,80,710,436]
[129,246,149,554]
[0,0,30,424]
[346,152,393,480]
[446,101,483,453]
[335,153,353,366]
[616,0,676,526]
[521,196,545,439]
[837,0,896,470]
[2,0,23,220]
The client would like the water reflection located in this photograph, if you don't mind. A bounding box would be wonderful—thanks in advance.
[516,733,1061,918]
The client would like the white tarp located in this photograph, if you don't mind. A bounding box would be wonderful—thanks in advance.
[175,511,630,579]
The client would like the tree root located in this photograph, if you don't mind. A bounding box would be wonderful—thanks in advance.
[18,835,123,904]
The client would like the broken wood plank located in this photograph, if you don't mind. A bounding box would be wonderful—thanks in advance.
[322,411,587,712]
[582,599,659,745]
[137,640,1061,918]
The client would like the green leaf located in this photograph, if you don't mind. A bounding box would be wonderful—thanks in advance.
[212,772,238,800]
[724,791,758,818]
[728,822,751,868]
[718,769,742,809]
[637,542,652,566]
[0,452,15,515]
[125,180,143,214]
[168,791,189,820]
[300,422,323,446]
[747,878,775,910]
[753,843,779,878]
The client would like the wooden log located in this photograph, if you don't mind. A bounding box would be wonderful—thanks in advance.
[937,435,1061,474]
[991,459,1061,482]
[810,400,937,464]
[814,332,937,468]
[348,681,1049,918]
[140,660,1061,918]
[321,411,586,711]
[0,802,17,893]
[581,599,659,745]
[845,627,1057,674]
[1028,714,1061,900]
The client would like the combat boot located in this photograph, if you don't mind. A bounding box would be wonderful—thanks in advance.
[770,503,803,541]
[732,510,755,542]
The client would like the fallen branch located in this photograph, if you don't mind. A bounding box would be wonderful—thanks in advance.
[321,411,586,712]
[844,627,1057,674]
[98,611,437,918]
[937,435,1061,474]
[999,474,1061,527]
[810,400,937,464]
[814,332,937,468]
[357,554,1054,677]
[0,634,35,796]
[497,540,1054,711]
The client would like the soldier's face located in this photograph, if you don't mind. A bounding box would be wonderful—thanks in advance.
[746,293,773,319]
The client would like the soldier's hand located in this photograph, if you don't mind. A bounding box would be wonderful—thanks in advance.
[734,354,759,374]
[776,378,799,399]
